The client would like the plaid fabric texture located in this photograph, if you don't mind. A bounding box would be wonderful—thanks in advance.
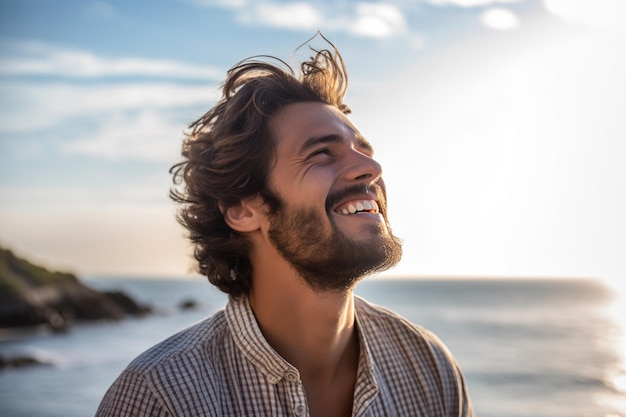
[96,295,474,417]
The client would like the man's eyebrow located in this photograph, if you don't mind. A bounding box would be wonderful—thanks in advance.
[298,133,374,155]
[355,134,374,154]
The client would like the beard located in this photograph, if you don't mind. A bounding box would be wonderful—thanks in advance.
[266,184,403,292]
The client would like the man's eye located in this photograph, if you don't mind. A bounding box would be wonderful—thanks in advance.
[311,148,331,157]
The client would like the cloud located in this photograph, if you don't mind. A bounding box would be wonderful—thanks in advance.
[481,8,520,30]
[348,3,407,38]
[251,3,323,30]
[83,1,117,18]
[0,81,218,133]
[1,181,170,211]
[545,0,626,37]
[426,0,521,7]
[0,81,218,162]
[59,111,186,162]
[0,42,223,164]
[191,1,408,39]
[0,41,222,79]
[185,0,246,9]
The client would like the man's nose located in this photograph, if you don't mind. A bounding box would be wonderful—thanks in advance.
[343,149,383,183]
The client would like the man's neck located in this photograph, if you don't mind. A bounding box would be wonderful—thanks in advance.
[245,236,361,416]
[248,274,359,380]
[248,273,360,417]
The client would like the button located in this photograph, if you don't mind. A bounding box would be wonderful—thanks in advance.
[294,404,306,416]
[287,372,299,382]
[266,374,280,384]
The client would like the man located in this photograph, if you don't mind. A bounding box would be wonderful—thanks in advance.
[96,38,474,417]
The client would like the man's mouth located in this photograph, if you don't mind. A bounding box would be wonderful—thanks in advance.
[334,199,380,215]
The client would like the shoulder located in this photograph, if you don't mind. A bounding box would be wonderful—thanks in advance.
[355,295,437,342]
[354,296,472,413]
[355,295,460,373]
[97,310,229,416]
[354,297,475,416]
[126,308,228,375]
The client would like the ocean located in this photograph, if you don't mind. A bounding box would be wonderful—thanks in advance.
[0,277,624,417]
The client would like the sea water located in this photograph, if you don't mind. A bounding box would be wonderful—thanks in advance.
[0,277,624,417]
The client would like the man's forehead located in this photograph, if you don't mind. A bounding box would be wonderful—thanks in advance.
[270,102,370,150]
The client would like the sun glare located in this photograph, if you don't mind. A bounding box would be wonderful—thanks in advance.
[599,277,626,415]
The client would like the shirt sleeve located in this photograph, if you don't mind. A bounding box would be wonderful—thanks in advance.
[95,370,171,417]
[456,362,475,417]
[438,347,474,417]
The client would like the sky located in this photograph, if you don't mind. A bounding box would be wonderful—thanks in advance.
[1,0,625,289]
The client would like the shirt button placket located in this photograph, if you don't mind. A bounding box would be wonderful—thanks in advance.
[293,403,306,417]
[287,370,308,417]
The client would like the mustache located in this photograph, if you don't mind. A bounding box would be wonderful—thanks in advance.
[325,183,388,214]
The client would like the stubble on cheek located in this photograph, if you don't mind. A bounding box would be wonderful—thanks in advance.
[268,202,402,292]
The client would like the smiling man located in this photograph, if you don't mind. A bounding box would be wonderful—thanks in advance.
[96,39,474,417]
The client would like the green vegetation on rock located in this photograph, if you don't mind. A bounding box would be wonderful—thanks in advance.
[0,246,150,331]
[0,247,77,296]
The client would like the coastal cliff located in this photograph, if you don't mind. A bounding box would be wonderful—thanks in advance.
[0,247,151,332]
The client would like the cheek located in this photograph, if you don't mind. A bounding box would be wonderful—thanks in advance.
[296,174,336,204]
[270,160,340,209]
[304,174,337,211]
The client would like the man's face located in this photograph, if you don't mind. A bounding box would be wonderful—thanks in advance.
[265,102,402,292]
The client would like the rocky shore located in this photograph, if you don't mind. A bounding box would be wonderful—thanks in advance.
[0,247,151,333]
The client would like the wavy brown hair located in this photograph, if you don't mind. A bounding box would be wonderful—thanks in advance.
[170,37,351,297]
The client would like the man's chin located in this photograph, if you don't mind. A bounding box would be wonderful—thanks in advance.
[268,202,402,291]
[296,241,402,293]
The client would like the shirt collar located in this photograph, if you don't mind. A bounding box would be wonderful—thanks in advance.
[225,295,296,384]
[225,294,380,399]
[353,295,380,413]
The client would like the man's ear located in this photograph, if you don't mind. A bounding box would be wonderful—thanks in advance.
[220,197,265,233]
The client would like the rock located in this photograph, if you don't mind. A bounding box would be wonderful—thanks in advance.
[0,247,152,332]
[104,291,151,316]
[179,299,198,310]
[0,354,51,370]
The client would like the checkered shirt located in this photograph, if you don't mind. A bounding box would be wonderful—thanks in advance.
[96,295,474,416]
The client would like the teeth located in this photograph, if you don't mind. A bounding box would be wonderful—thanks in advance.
[338,200,377,215]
